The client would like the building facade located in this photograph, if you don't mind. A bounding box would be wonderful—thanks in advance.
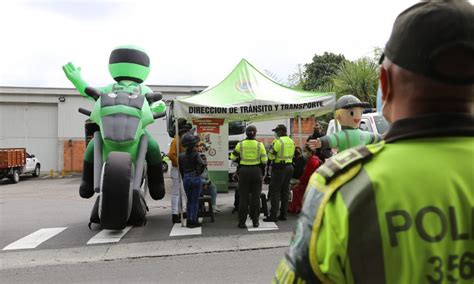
[0,85,206,172]
[0,86,318,173]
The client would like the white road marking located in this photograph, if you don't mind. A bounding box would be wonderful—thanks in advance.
[169,218,203,237]
[246,216,279,232]
[3,227,67,250]
[87,226,132,245]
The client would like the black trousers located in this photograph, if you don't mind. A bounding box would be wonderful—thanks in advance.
[268,164,294,218]
[238,165,263,225]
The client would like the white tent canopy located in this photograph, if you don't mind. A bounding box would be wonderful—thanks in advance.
[174,59,335,121]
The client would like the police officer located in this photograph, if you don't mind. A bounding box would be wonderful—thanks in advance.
[231,125,268,228]
[264,124,295,222]
[274,1,474,283]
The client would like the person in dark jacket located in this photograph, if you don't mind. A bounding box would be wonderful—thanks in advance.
[307,121,332,163]
[179,133,206,228]
[288,145,321,214]
[292,147,306,180]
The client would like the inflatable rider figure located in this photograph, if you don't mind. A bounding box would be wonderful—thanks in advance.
[309,94,383,153]
[63,45,166,200]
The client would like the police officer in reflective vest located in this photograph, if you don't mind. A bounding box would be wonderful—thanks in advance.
[274,1,474,283]
[231,125,268,228]
[264,124,295,222]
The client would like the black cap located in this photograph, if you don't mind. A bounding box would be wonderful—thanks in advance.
[335,95,370,110]
[382,0,474,84]
[272,124,287,132]
[246,125,257,133]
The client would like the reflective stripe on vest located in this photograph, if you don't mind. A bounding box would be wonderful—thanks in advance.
[239,140,262,165]
[274,137,294,163]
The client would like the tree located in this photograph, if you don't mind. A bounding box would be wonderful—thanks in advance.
[332,57,379,106]
[302,52,346,91]
[372,46,383,63]
[287,64,305,90]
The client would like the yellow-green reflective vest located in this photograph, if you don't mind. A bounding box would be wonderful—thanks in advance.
[269,136,295,163]
[232,139,268,165]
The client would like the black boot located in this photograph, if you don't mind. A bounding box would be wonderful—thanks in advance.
[263,216,278,222]
[80,161,94,199]
[148,164,165,200]
[238,223,247,229]
[172,214,181,223]
[187,220,202,228]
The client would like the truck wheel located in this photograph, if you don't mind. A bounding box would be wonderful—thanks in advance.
[10,170,20,183]
[32,165,40,177]
[99,152,133,230]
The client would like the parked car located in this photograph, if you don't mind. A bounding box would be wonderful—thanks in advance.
[327,112,390,136]
[0,148,41,183]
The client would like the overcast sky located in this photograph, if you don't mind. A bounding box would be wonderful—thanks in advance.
[2,0,464,89]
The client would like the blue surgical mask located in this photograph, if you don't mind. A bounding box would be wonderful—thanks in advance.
[376,82,390,121]
[376,83,383,114]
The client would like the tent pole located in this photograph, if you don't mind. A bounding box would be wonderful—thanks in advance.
[298,115,303,148]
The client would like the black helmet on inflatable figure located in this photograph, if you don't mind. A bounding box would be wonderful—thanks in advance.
[245,125,257,139]
[181,133,199,148]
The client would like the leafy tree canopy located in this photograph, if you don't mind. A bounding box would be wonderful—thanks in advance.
[302,52,346,91]
[332,57,379,106]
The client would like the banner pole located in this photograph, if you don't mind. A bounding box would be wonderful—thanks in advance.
[298,115,303,147]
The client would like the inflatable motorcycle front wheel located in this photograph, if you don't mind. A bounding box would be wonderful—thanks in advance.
[100,152,133,230]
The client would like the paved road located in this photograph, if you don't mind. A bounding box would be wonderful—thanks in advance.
[1,247,287,283]
[0,175,296,275]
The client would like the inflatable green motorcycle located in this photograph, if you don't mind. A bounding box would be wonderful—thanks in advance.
[63,45,166,230]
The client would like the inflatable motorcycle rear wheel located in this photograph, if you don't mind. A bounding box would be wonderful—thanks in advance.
[100,152,133,230]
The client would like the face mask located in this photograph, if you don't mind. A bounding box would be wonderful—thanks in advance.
[376,80,390,121]
[376,83,383,115]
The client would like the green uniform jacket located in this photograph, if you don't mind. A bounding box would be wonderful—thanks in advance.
[274,113,474,284]
[269,136,296,164]
[230,139,268,166]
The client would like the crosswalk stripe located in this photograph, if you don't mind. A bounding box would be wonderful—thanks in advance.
[246,216,278,232]
[3,227,67,250]
[169,218,203,237]
[87,226,132,245]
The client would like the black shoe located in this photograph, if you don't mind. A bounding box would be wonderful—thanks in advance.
[263,216,278,222]
[148,164,165,200]
[172,214,181,223]
[238,223,247,229]
[79,161,94,199]
[278,215,287,221]
[252,221,259,228]
[187,220,202,228]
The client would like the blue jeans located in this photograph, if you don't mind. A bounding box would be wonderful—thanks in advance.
[183,175,202,222]
[201,180,217,206]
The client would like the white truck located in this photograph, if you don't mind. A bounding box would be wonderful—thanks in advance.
[0,148,41,183]
[327,112,390,136]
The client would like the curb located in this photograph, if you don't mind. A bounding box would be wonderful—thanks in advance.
[1,232,292,270]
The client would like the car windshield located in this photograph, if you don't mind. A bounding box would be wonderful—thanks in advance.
[374,115,390,135]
